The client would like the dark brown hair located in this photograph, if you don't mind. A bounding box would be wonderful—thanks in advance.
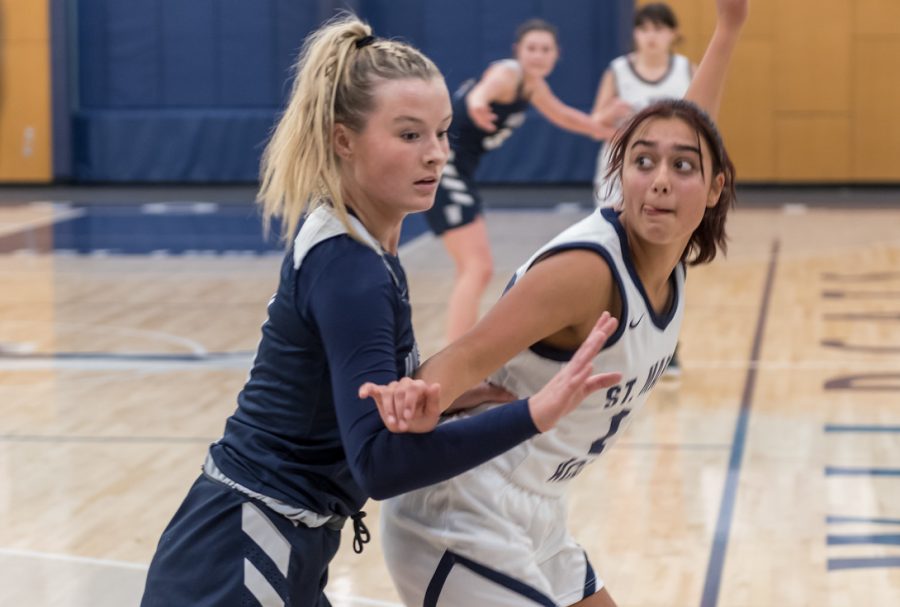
[514,18,559,45]
[634,3,678,29]
[605,99,737,266]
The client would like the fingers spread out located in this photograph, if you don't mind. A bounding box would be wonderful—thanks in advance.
[585,371,623,394]
[572,312,618,369]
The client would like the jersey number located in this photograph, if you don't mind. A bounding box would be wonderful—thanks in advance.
[588,409,631,455]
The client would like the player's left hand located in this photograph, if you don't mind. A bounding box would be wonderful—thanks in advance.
[359,377,442,434]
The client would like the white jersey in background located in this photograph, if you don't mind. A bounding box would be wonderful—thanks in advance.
[596,53,693,206]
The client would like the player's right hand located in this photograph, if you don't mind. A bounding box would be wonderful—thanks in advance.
[467,100,498,133]
[528,312,622,433]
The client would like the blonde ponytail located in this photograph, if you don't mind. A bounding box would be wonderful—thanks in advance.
[257,13,441,244]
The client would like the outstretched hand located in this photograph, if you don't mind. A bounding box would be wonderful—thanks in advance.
[468,101,498,133]
[528,312,622,433]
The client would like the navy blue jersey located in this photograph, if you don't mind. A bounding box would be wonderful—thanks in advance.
[209,207,539,520]
[449,60,530,177]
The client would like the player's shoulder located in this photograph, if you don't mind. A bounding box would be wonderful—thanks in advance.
[304,236,389,285]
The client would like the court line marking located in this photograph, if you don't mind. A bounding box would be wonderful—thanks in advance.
[0,547,149,571]
[825,467,900,477]
[0,547,403,606]
[0,320,209,356]
[2,353,896,373]
[615,442,730,451]
[825,425,900,433]
[828,556,900,571]
[0,434,214,445]
[0,203,86,237]
[827,516,900,526]
[0,433,731,451]
[700,239,779,607]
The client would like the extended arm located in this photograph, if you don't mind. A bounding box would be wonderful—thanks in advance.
[684,0,749,120]
[590,69,633,130]
[530,78,613,140]
[418,249,617,410]
[465,62,521,132]
[313,249,616,499]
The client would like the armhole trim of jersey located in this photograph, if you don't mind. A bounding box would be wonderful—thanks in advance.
[601,208,681,330]
[524,241,628,362]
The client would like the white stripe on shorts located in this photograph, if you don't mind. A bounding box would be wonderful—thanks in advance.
[449,191,474,205]
[244,558,285,607]
[242,502,291,577]
[441,176,468,192]
[444,205,463,226]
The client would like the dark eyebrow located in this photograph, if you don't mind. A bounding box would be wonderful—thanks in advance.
[631,139,701,155]
[673,144,702,155]
[631,139,656,149]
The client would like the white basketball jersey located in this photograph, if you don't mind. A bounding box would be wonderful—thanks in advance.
[611,53,692,112]
[467,208,684,497]
[595,54,692,205]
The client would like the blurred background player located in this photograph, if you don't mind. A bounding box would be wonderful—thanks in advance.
[425,19,611,344]
[592,2,694,209]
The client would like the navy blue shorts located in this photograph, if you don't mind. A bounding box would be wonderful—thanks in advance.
[141,475,340,607]
[424,171,483,236]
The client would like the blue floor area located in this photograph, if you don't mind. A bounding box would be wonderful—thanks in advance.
[50,203,430,254]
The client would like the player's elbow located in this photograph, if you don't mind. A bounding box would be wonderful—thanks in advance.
[348,453,402,501]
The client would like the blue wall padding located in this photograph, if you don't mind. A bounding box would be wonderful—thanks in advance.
[69,0,631,183]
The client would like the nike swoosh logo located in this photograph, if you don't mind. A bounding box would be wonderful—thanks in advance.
[629,315,644,329]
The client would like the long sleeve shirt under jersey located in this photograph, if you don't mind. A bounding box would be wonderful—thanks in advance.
[209,223,538,518]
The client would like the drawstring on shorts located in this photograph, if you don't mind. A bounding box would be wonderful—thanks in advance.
[351,511,371,554]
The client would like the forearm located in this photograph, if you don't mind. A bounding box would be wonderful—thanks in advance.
[348,399,538,499]
[549,105,603,138]
[590,107,624,137]
[415,347,487,411]
[685,23,743,120]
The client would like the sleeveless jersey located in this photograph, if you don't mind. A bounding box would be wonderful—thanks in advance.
[447,59,530,177]
[469,207,684,497]
[610,53,692,112]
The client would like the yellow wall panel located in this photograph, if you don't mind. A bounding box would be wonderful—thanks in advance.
[854,0,900,36]
[718,39,775,181]
[0,0,52,182]
[774,0,852,113]
[0,41,52,181]
[852,39,900,180]
[775,0,851,113]
[0,0,50,43]
[775,116,851,181]
[657,0,900,181]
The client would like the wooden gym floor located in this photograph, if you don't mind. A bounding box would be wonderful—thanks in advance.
[0,194,898,606]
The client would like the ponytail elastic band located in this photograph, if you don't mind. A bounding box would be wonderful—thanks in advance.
[355,35,376,49]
